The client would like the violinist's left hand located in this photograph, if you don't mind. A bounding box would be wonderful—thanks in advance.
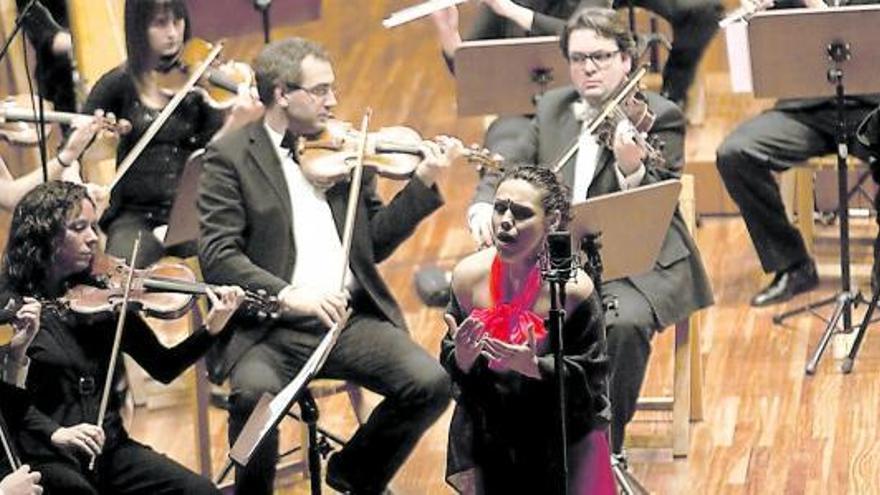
[204,286,246,335]
[227,86,264,129]
[613,119,646,176]
[413,135,463,187]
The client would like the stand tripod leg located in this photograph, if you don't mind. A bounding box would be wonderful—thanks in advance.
[773,294,839,325]
[611,454,649,495]
[215,458,234,486]
[299,392,322,495]
[841,290,880,373]
[805,292,851,375]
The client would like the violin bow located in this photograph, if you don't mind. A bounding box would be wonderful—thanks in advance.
[89,235,142,471]
[0,408,21,471]
[108,42,225,191]
[552,65,648,174]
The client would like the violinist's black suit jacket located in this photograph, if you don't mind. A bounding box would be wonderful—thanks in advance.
[474,86,713,326]
[197,120,443,379]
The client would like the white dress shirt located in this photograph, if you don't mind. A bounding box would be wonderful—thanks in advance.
[264,123,355,293]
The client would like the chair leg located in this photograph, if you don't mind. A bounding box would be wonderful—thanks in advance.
[689,312,705,422]
[795,167,815,255]
[672,319,691,458]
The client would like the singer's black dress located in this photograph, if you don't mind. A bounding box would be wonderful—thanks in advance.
[0,280,220,495]
[441,273,613,494]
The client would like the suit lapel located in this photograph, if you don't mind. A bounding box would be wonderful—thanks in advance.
[247,123,293,223]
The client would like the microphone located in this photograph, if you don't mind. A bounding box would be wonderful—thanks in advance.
[541,231,578,283]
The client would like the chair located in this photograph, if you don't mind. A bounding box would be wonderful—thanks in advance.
[632,174,705,458]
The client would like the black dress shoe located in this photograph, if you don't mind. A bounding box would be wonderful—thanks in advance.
[326,454,394,495]
[751,260,819,307]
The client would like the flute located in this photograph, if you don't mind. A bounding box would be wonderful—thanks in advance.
[383,0,469,28]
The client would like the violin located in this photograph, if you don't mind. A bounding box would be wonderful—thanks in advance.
[297,120,504,179]
[49,253,279,322]
[0,95,130,146]
[155,38,254,110]
[584,66,666,170]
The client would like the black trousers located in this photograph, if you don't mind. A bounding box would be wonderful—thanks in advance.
[605,0,723,103]
[33,437,218,495]
[603,279,658,454]
[716,103,877,273]
[227,313,451,494]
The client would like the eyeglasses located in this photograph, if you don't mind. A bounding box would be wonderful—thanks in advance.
[286,82,338,100]
[568,50,621,69]
[493,199,535,221]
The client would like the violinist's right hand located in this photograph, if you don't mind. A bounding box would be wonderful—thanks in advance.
[50,423,105,458]
[467,202,494,249]
[278,286,350,329]
[8,298,40,362]
[0,465,42,495]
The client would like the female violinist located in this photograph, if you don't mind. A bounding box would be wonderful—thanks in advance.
[0,181,245,494]
[83,0,261,267]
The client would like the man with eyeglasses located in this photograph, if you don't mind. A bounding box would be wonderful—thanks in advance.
[198,37,456,495]
[468,7,713,461]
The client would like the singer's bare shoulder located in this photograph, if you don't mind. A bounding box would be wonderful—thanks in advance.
[450,247,496,311]
[563,268,596,313]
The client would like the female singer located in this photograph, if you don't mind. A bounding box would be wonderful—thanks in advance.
[0,181,245,494]
[83,0,261,267]
[441,165,614,494]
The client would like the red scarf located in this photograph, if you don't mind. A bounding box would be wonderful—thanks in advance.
[470,255,547,346]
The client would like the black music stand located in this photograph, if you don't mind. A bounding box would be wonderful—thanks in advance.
[744,5,880,374]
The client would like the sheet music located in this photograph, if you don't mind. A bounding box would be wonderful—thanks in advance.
[724,20,754,93]
[383,0,468,28]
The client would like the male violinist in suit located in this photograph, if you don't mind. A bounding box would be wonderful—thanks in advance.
[198,37,457,494]
[467,7,713,461]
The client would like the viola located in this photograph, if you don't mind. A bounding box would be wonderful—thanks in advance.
[585,66,666,170]
[297,120,504,179]
[155,38,255,110]
[61,253,279,322]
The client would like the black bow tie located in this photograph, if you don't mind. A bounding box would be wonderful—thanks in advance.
[280,131,296,154]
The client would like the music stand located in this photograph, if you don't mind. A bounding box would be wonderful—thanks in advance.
[453,36,568,116]
[744,5,880,374]
[163,150,205,258]
[569,180,682,282]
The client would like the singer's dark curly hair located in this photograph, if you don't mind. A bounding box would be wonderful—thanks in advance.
[2,181,93,297]
[497,165,572,229]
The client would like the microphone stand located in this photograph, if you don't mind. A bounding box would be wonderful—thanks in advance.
[541,231,571,494]
[254,0,273,44]
[0,0,37,62]
[2,0,51,179]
